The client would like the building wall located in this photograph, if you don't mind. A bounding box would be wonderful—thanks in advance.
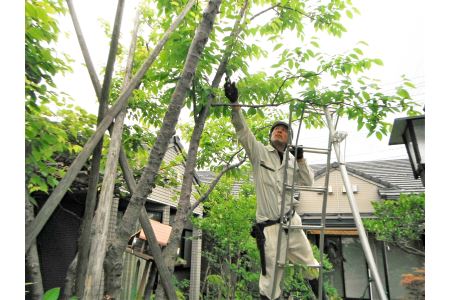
[299,167,425,300]
[148,143,203,215]
[299,169,383,214]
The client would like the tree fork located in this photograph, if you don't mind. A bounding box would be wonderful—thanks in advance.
[104,141,179,299]
[25,0,196,252]
[106,1,223,298]
[66,0,126,296]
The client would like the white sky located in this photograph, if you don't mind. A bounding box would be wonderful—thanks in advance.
[53,0,425,165]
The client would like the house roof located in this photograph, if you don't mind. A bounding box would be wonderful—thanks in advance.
[197,159,424,195]
[135,219,173,246]
[311,159,424,192]
[196,171,243,195]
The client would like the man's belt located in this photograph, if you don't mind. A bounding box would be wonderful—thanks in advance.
[250,209,296,275]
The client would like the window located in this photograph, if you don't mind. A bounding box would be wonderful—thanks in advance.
[179,229,192,267]
[342,237,370,299]
[147,210,163,222]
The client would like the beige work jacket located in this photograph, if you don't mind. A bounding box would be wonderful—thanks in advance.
[231,109,315,223]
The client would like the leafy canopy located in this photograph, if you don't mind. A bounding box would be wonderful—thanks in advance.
[364,193,425,256]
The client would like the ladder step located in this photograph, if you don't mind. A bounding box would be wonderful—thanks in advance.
[302,146,330,154]
[283,224,324,230]
[287,146,330,155]
[285,185,327,193]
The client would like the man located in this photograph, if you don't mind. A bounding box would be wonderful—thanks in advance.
[224,77,322,299]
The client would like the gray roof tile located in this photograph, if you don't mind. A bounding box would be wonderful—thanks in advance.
[198,159,424,193]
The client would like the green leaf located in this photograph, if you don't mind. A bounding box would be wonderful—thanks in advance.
[346,10,353,18]
[404,81,416,88]
[273,43,283,51]
[353,48,363,55]
[376,132,383,141]
[362,91,370,100]
[357,119,364,131]
[396,88,411,99]
[43,288,60,300]
[373,58,383,66]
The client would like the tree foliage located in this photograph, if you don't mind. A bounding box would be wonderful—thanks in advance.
[193,174,260,299]
[25,0,99,195]
[364,193,425,256]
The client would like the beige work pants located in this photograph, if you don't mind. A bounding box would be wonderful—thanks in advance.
[259,213,319,299]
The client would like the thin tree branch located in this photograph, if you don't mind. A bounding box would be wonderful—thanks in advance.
[276,5,316,21]
[189,155,247,213]
[271,72,322,104]
[250,4,278,21]
[212,99,294,108]
[250,3,315,22]
[65,0,101,97]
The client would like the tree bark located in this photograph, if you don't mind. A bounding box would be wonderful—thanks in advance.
[25,189,44,300]
[158,0,248,286]
[106,1,222,298]
[66,0,126,296]
[62,253,78,300]
[25,0,196,252]
[104,147,178,299]
[82,1,140,297]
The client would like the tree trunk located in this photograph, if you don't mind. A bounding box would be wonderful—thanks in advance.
[25,0,195,253]
[62,253,78,299]
[83,104,129,299]
[82,1,140,297]
[104,156,179,299]
[67,0,126,296]
[107,1,222,299]
[25,189,44,300]
[158,0,248,282]
[143,262,158,299]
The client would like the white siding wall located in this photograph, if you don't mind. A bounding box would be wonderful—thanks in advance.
[299,169,383,214]
[148,144,203,215]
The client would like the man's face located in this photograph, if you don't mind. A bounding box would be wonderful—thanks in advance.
[271,125,289,146]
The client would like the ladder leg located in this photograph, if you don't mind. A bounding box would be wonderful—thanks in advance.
[317,119,333,300]
[270,109,295,300]
[323,106,388,300]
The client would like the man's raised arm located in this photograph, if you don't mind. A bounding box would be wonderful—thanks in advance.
[224,77,261,162]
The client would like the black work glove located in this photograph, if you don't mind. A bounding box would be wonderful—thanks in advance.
[224,76,238,103]
[289,145,304,159]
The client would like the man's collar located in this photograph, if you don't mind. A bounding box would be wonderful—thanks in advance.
[265,144,277,152]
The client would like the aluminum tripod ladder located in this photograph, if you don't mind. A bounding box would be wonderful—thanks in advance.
[270,105,388,300]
